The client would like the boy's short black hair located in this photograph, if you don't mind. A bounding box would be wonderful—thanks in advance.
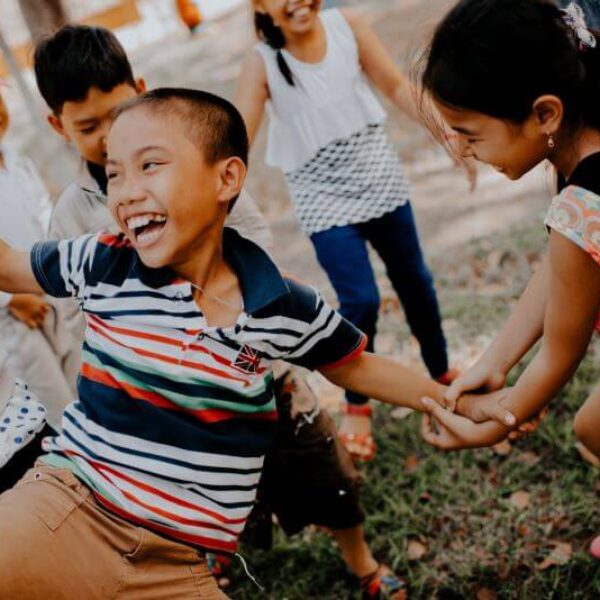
[34,25,135,114]
[113,88,249,166]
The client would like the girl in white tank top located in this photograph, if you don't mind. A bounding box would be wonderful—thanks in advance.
[236,0,459,470]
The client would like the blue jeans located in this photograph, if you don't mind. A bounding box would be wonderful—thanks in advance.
[311,204,448,405]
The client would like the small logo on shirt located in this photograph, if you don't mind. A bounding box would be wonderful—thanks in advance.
[232,345,262,374]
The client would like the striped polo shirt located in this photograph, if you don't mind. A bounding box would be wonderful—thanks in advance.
[30,227,366,554]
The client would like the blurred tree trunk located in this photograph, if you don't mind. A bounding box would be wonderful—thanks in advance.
[18,0,67,42]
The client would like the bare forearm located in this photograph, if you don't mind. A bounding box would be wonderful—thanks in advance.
[480,257,548,375]
[0,239,42,294]
[390,80,421,124]
[324,352,445,410]
[502,345,585,423]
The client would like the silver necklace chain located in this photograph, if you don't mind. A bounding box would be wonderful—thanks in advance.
[190,283,243,312]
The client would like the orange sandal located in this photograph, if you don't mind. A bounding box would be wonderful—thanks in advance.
[339,403,376,462]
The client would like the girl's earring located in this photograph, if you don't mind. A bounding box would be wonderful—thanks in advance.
[546,133,556,149]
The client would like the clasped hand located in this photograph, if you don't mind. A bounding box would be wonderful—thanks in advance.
[420,362,546,450]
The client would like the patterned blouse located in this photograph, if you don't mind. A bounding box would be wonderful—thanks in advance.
[545,152,600,328]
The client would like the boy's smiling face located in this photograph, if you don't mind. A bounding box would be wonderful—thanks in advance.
[48,80,144,167]
[106,106,242,270]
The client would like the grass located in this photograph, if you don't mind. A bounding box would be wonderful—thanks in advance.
[228,220,600,599]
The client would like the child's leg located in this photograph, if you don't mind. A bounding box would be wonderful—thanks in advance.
[310,225,378,457]
[574,382,600,458]
[364,204,449,379]
[0,464,226,598]
[310,224,379,401]
[331,525,377,577]
[574,383,600,560]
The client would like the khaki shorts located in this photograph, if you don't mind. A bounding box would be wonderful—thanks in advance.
[0,463,227,599]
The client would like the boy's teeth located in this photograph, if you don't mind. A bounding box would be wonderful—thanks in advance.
[126,214,167,230]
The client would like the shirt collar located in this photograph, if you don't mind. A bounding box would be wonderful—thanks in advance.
[564,151,600,196]
[78,160,107,201]
[135,227,289,313]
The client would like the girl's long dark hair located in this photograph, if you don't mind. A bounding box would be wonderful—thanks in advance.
[420,0,600,132]
[254,12,295,86]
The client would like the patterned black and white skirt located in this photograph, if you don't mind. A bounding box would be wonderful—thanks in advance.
[285,123,411,235]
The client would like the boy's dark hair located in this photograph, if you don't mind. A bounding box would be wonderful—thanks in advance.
[34,25,135,114]
[254,12,295,86]
[113,87,249,166]
[420,0,600,133]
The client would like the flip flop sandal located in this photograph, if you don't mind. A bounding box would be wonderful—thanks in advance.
[360,563,408,600]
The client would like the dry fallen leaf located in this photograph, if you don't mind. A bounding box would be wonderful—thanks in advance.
[391,406,413,420]
[404,454,420,474]
[476,588,497,600]
[407,539,427,561]
[536,541,573,571]
[517,523,532,537]
[509,490,530,511]
[516,451,541,466]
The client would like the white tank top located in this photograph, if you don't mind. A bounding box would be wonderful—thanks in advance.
[255,9,387,173]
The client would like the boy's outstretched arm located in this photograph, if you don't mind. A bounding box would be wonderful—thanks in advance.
[322,351,445,410]
[0,239,43,295]
[321,351,514,426]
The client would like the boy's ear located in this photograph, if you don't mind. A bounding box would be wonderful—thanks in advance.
[135,78,146,95]
[47,113,70,142]
[216,157,246,206]
[532,95,563,136]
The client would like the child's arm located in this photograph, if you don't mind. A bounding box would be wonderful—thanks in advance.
[0,239,43,295]
[322,351,445,409]
[420,396,508,450]
[234,51,269,146]
[445,255,550,409]
[425,232,600,449]
[342,8,420,123]
[342,9,477,188]
[321,351,514,426]
[492,232,600,424]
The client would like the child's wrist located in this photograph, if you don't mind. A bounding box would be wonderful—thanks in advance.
[454,394,477,419]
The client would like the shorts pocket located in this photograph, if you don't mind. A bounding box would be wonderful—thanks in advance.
[15,464,89,532]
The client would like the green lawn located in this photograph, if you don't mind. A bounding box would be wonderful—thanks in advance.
[229,221,600,599]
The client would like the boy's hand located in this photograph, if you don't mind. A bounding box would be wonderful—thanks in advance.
[420,396,509,450]
[8,293,50,329]
[444,358,507,411]
[455,389,516,426]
